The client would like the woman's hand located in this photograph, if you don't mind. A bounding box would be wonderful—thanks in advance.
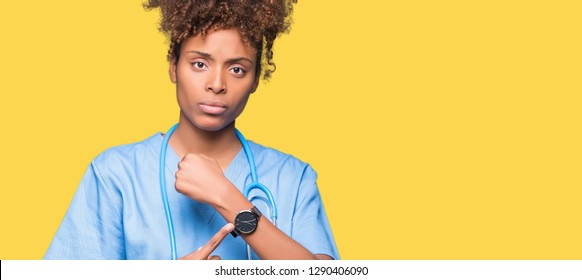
[175,153,234,206]
[179,223,234,260]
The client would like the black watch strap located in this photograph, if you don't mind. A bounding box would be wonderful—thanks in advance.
[250,205,262,218]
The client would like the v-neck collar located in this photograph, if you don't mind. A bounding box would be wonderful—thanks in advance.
[154,132,249,190]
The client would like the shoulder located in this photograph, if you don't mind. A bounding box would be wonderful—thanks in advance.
[91,133,162,176]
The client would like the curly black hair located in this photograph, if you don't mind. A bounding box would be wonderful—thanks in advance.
[144,0,298,80]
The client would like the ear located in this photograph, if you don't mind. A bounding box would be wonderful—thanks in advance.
[249,76,260,94]
[169,59,177,83]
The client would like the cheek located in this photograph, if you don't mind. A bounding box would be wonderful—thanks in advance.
[176,73,204,103]
[230,93,252,118]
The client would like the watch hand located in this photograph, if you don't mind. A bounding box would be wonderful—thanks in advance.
[241,220,256,225]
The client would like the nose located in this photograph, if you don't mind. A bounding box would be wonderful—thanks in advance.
[206,68,226,94]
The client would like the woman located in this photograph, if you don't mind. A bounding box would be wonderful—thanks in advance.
[45,0,338,260]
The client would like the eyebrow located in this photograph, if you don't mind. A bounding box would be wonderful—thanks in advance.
[186,50,254,65]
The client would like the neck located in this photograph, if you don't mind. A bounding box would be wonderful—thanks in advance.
[168,113,241,169]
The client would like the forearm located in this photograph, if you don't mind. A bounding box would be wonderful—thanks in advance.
[213,186,318,260]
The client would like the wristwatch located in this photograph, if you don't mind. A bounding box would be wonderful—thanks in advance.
[231,206,262,237]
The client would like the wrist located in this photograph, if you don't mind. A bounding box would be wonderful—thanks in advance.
[212,182,251,220]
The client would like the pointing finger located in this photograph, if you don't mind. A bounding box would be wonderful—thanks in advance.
[197,223,234,258]
[178,223,234,260]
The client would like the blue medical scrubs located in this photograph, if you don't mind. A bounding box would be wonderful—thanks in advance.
[44,132,339,260]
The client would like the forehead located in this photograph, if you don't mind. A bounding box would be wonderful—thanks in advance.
[181,29,257,60]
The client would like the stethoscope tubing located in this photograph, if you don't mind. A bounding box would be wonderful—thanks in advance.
[159,123,179,260]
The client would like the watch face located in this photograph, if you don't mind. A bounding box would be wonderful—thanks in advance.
[235,211,258,234]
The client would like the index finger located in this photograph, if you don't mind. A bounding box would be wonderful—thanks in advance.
[198,223,235,258]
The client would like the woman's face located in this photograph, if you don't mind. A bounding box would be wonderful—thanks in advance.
[170,29,258,132]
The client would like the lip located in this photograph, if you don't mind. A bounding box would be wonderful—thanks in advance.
[199,102,227,115]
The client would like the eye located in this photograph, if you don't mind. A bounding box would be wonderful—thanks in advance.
[192,61,207,69]
[230,67,246,77]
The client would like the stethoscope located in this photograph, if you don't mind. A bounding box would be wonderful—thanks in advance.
[159,123,278,260]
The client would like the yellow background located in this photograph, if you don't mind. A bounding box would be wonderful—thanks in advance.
[1,1,580,259]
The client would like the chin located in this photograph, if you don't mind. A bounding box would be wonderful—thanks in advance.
[195,124,222,132]
[184,112,234,132]
[195,120,230,132]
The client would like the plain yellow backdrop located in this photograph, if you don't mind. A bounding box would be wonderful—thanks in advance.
[1,1,581,259]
